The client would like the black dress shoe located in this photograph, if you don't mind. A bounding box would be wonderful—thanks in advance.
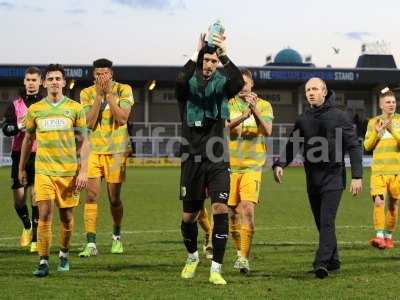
[315,266,329,279]
[327,263,340,273]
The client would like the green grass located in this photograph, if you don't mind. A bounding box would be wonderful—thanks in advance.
[1,167,400,299]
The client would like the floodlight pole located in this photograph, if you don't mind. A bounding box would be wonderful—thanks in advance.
[144,89,149,124]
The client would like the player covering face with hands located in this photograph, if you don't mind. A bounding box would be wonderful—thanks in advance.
[79,58,134,257]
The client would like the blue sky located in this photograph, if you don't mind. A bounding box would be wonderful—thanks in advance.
[0,0,399,68]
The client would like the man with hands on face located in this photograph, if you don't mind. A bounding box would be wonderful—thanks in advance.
[19,64,89,277]
[364,88,400,250]
[227,69,273,274]
[272,77,363,279]
[79,59,134,257]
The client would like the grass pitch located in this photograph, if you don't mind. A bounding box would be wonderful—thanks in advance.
[0,167,400,299]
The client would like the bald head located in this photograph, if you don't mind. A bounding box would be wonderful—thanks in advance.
[305,77,328,107]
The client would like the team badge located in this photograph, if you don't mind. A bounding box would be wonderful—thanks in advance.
[64,110,72,117]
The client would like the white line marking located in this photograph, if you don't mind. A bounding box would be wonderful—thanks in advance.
[0,225,371,241]
[0,241,378,248]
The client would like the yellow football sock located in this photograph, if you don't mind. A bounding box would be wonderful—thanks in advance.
[198,208,212,242]
[38,220,52,257]
[230,222,241,251]
[60,218,74,251]
[110,202,123,228]
[84,203,98,234]
[240,224,254,258]
[385,206,398,232]
[374,205,385,231]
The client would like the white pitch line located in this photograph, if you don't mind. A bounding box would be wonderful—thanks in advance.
[0,225,371,241]
[0,241,379,248]
[254,241,370,246]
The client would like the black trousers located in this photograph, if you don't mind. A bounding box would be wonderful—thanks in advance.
[308,189,343,267]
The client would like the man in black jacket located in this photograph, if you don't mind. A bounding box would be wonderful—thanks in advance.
[2,66,42,252]
[272,77,363,279]
[175,32,244,285]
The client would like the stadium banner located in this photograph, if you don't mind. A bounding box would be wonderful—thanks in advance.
[254,70,360,82]
[126,157,180,167]
[2,65,400,85]
[0,156,12,167]
[0,156,373,168]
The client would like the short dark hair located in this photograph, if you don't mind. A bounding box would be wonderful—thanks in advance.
[25,66,41,77]
[241,68,253,81]
[44,64,65,78]
[204,45,217,56]
[93,58,113,69]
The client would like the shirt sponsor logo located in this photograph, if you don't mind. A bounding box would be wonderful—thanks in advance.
[38,117,69,130]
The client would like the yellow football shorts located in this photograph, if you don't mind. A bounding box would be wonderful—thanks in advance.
[370,174,400,199]
[228,171,262,206]
[88,153,127,183]
[34,174,79,208]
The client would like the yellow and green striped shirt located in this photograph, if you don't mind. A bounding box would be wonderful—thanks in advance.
[228,96,274,173]
[25,96,87,176]
[364,113,400,176]
[80,82,134,154]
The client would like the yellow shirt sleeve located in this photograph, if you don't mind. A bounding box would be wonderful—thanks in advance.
[260,100,274,123]
[119,84,134,108]
[80,88,92,113]
[363,118,380,151]
[390,119,400,144]
[74,104,88,135]
[25,106,36,134]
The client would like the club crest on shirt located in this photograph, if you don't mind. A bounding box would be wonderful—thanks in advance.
[64,110,72,117]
